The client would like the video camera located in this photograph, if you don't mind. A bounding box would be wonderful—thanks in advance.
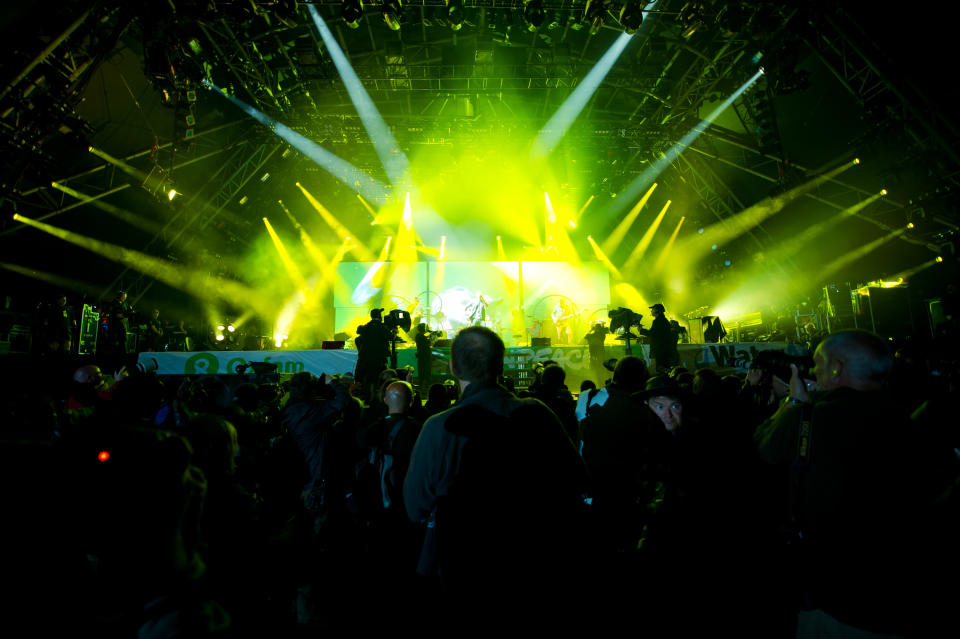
[752,350,815,383]
[383,309,412,332]
[607,307,643,334]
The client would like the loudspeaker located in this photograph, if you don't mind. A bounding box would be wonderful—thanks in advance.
[531,337,551,347]
[321,340,345,350]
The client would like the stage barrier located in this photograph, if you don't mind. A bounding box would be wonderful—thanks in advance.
[140,342,805,384]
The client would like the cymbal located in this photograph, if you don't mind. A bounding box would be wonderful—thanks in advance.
[615,332,640,340]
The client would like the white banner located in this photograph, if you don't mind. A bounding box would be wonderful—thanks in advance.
[140,342,803,377]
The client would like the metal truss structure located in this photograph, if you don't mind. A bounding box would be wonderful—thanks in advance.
[1,0,957,302]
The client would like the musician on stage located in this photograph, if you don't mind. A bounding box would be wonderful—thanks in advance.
[468,294,490,327]
[551,299,574,345]
[105,290,133,354]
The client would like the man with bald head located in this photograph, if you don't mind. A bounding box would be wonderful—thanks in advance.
[363,380,421,515]
[403,327,588,616]
[755,330,929,636]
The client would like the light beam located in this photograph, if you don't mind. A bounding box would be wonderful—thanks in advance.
[204,80,389,201]
[607,68,764,219]
[530,31,634,161]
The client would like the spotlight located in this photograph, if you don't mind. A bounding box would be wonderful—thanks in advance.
[679,2,705,39]
[167,189,178,201]
[446,0,464,30]
[854,157,861,165]
[936,256,944,263]
[583,0,607,35]
[619,0,643,34]
[907,222,915,229]
[227,325,236,332]
[342,0,363,28]
[881,188,888,196]
[382,0,403,30]
[523,0,546,31]
[216,333,225,342]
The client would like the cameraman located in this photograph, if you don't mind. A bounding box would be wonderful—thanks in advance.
[355,308,390,400]
[414,323,438,389]
[743,349,814,425]
[638,303,678,373]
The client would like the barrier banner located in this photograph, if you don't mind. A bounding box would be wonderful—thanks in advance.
[141,342,803,379]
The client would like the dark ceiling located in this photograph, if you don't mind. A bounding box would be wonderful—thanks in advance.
[1,0,957,314]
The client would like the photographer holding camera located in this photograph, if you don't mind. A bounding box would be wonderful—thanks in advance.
[754,330,931,636]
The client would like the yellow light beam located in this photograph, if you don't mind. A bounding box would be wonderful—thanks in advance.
[601,182,658,256]
[0,261,102,296]
[588,236,623,280]
[577,195,595,219]
[51,182,163,234]
[439,235,446,261]
[687,160,859,262]
[769,191,886,262]
[296,182,375,261]
[544,191,581,264]
[356,193,378,218]
[402,192,412,230]
[12,214,275,316]
[87,146,145,181]
[623,200,672,271]
[882,257,944,283]
[378,236,393,262]
[544,192,557,224]
[278,200,330,272]
[262,217,310,293]
[652,216,686,275]
[817,226,909,282]
[497,236,506,261]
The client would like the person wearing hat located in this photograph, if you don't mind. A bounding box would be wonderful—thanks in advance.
[637,374,686,433]
[638,303,679,373]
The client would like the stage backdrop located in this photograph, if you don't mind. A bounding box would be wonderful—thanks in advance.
[333,260,611,345]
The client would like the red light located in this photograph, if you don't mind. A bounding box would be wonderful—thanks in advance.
[98,450,110,462]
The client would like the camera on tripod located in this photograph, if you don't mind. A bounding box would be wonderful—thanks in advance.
[383,309,412,332]
[607,307,644,334]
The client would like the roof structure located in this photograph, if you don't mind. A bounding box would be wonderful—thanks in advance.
[1,0,957,316]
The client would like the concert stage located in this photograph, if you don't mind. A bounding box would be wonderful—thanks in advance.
[139,341,805,388]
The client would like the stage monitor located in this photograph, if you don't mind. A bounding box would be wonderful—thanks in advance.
[321,341,345,350]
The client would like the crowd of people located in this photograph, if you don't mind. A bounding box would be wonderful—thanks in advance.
[3,318,959,637]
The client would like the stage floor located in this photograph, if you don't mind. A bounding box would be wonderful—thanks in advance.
[140,341,805,387]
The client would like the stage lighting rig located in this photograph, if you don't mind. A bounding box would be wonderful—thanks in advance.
[679,2,705,39]
[583,0,610,35]
[523,0,546,31]
[342,0,363,28]
[619,0,644,34]
[446,0,464,31]
[382,0,403,31]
